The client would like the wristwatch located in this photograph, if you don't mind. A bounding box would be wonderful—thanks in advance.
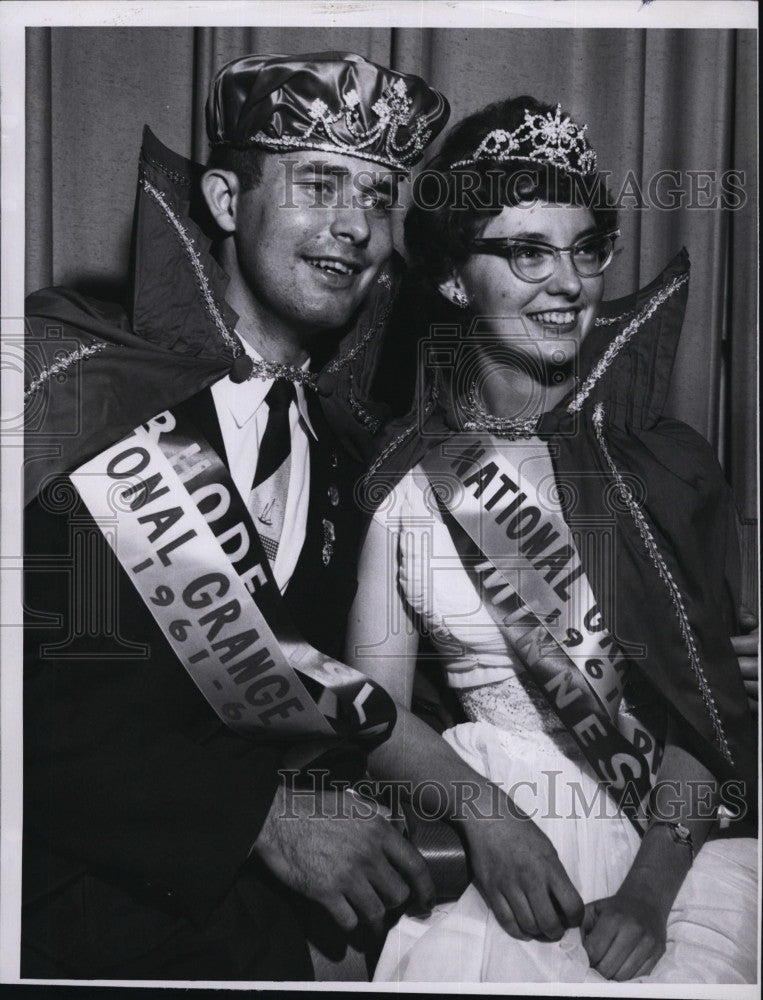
[651,820,694,863]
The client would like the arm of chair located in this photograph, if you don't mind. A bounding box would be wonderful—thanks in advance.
[401,802,471,904]
[403,651,471,903]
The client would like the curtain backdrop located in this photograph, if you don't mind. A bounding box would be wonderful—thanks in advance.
[25,26,757,599]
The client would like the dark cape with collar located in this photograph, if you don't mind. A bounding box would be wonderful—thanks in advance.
[21,128,397,979]
[365,250,757,830]
[24,126,398,505]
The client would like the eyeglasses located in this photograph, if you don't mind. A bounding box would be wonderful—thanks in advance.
[468,229,620,283]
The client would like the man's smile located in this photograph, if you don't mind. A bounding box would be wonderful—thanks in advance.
[302,252,367,290]
[303,254,364,276]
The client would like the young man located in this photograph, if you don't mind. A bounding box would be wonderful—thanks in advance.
[22,52,449,981]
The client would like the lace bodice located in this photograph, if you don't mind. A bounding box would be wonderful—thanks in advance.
[459,675,583,757]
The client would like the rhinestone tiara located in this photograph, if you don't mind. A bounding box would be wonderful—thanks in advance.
[251,78,433,172]
[449,104,598,178]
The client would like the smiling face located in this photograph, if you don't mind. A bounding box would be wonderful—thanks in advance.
[229,150,397,339]
[452,201,605,365]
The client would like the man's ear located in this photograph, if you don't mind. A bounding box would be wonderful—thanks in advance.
[200,169,240,234]
[437,271,471,310]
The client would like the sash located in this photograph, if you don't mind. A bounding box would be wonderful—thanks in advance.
[70,407,395,751]
[421,435,662,831]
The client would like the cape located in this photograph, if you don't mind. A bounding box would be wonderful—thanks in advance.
[362,250,757,823]
[24,126,398,506]
[24,131,756,822]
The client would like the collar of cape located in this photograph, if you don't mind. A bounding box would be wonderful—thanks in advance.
[24,125,400,506]
[363,246,694,489]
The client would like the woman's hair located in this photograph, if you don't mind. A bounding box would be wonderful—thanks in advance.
[405,96,618,287]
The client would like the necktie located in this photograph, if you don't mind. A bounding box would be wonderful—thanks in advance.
[250,378,296,564]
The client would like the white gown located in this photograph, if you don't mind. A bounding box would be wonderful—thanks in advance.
[371,467,758,985]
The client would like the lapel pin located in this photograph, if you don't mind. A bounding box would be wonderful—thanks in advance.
[322,518,335,566]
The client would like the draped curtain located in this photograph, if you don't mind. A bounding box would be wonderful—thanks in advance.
[25,26,757,600]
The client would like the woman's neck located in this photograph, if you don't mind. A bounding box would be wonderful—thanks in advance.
[472,351,574,421]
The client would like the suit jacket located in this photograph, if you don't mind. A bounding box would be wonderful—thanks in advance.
[22,386,366,980]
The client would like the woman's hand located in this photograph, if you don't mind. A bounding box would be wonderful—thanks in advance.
[463,803,584,941]
[581,884,667,981]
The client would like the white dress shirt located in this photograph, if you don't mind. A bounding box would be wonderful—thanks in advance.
[210,337,317,592]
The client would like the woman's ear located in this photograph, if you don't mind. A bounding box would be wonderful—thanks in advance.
[437,273,471,311]
[200,169,240,234]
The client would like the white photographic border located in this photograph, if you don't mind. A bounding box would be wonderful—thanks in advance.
[1,2,759,995]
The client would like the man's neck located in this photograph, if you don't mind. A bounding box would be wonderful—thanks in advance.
[235,310,310,367]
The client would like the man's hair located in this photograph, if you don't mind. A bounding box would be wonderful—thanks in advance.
[206,145,266,192]
[405,96,618,288]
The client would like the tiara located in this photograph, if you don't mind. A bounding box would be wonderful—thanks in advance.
[449,104,597,177]
[251,78,433,172]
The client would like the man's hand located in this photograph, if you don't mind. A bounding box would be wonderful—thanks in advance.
[463,804,584,942]
[252,785,435,935]
[732,604,759,716]
[581,887,667,981]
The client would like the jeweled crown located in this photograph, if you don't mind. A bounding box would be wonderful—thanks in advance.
[207,52,449,173]
[449,104,597,177]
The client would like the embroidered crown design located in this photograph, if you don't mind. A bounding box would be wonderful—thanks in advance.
[450,104,597,177]
[250,78,432,171]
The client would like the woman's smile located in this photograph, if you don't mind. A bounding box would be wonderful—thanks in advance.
[524,306,585,335]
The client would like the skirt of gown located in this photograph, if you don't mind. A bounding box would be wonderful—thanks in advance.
[373,720,758,985]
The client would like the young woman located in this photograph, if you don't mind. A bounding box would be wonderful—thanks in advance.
[347,97,757,983]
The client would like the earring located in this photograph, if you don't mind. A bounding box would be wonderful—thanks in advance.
[452,289,470,310]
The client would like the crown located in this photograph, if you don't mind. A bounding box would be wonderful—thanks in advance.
[449,104,598,177]
[251,78,435,171]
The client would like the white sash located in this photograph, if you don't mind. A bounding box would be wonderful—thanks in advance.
[70,409,394,744]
